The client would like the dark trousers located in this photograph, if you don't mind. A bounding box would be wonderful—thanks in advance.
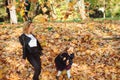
[27,55,41,80]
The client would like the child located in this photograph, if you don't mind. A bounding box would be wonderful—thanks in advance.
[54,47,74,80]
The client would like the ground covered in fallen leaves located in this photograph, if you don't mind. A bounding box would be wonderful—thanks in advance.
[0,21,120,80]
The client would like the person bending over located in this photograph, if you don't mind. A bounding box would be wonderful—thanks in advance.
[55,47,74,80]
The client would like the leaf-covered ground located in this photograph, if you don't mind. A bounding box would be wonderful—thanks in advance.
[0,21,120,80]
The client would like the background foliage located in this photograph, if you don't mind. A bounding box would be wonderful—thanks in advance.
[0,0,120,23]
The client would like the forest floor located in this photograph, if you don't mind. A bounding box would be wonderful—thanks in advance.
[0,21,120,80]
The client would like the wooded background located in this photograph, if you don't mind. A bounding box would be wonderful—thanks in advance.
[0,0,120,22]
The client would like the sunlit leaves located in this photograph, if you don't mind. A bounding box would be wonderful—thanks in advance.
[0,21,120,80]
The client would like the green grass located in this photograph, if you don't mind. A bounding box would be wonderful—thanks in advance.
[94,17,120,21]
[0,22,3,24]
[51,18,81,23]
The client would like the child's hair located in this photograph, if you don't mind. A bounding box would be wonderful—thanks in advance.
[63,46,74,54]
[63,47,69,53]
[23,20,32,34]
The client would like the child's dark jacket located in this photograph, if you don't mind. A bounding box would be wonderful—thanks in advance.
[55,52,74,71]
[19,33,43,59]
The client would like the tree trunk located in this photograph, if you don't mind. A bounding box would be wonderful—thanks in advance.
[9,0,17,24]
[77,0,87,20]
[67,0,87,20]
[103,0,105,19]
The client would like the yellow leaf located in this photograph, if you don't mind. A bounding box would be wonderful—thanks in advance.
[63,36,69,40]
[41,36,46,41]
[41,41,47,47]
[53,47,58,53]
[33,14,48,22]
[0,70,3,79]
[42,7,48,13]
[68,0,77,8]
[53,33,60,38]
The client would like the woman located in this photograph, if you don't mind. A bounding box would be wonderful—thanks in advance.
[55,47,74,80]
[19,21,43,80]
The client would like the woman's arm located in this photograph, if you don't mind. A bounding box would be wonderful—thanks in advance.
[37,40,43,50]
[19,35,24,46]
[19,34,27,59]
[22,46,27,59]
[37,40,43,56]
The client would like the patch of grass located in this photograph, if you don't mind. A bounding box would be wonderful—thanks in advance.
[69,18,81,22]
[51,18,81,23]
[0,22,3,24]
[94,17,120,21]
[2,26,7,29]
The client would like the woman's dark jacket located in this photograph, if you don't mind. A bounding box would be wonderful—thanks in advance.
[55,52,74,71]
[19,33,43,59]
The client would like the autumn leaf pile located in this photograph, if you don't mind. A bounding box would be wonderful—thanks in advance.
[0,21,120,80]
